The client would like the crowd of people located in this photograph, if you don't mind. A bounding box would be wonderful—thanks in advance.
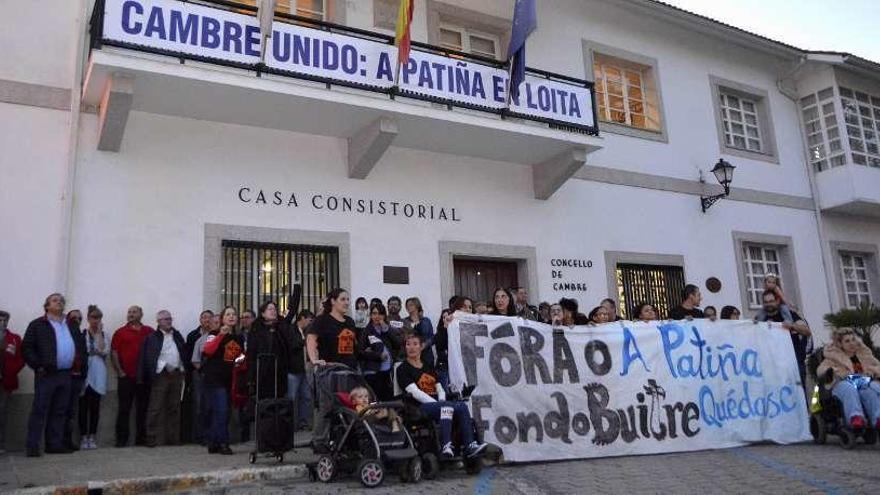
[0,272,837,458]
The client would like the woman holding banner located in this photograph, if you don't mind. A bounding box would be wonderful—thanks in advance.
[817,328,880,430]
[397,332,487,459]
[634,303,659,322]
[490,288,517,316]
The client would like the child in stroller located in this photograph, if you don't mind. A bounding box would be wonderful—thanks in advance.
[349,386,402,432]
[310,364,422,488]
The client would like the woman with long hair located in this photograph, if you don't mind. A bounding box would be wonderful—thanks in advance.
[79,305,108,449]
[354,297,369,329]
[306,288,359,446]
[490,288,517,316]
[305,288,359,369]
[201,306,243,455]
[360,302,395,401]
[817,328,880,430]
[403,296,435,366]
[247,300,293,400]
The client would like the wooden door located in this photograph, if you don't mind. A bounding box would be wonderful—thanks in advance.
[453,258,519,305]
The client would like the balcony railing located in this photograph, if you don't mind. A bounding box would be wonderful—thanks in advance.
[87,0,598,135]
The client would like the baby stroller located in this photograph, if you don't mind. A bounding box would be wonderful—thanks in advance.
[807,348,878,449]
[393,364,485,479]
[308,364,422,488]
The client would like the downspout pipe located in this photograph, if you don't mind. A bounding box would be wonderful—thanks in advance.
[60,0,89,296]
[777,56,838,340]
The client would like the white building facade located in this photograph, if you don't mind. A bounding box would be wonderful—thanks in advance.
[1,0,879,445]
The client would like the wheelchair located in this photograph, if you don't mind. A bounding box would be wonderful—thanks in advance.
[392,363,485,479]
[807,348,878,449]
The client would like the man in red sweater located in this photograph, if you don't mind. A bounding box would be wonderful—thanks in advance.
[111,306,153,447]
[0,310,25,453]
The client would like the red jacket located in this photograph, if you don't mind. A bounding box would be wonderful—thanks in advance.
[1,330,26,392]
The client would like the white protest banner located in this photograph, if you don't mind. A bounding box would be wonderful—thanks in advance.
[447,315,811,462]
[101,0,595,128]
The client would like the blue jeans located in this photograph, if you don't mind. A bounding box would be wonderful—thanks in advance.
[27,371,71,451]
[286,373,311,428]
[420,401,474,447]
[832,380,880,425]
[205,386,230,445]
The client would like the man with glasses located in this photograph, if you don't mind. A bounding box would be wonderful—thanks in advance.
[138,310,186,446]
[755,290,812,390]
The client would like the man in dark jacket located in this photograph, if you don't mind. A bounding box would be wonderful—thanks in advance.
[182,309,213,444]
[22,293,84,456]
[138,310,186,446]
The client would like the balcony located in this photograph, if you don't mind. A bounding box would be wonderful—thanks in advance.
[81,0,601,199]
[815,164,880,217]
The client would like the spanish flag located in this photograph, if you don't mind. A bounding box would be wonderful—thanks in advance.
[394,0,414,84]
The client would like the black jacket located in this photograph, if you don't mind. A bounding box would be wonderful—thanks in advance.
[22,316,87,376]
[137,328,186,384]
[247,320,292,399]
[289,324,307,375]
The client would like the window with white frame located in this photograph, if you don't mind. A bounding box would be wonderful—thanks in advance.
[840,253,872,308]
[290,0,326,20]
[800,88,847,172]
[438,24,499,59]
[593,54,661,132]
[839,87,880,167]
[742,244,781,309]
[719,92,763,152]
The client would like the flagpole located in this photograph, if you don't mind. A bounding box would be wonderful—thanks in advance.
[504,55,515,108]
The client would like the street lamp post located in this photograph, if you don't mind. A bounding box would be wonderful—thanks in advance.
[700,159,736,213]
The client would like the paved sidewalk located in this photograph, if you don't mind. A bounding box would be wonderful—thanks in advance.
[0,442,314,494]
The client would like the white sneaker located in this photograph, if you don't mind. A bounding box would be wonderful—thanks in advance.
[80,438,90,450]
[465,441,487,457]
[441,442,454,458]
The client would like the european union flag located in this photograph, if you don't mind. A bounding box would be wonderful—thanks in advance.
[506,0,537,103]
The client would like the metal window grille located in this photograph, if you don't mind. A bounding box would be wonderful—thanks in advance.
[840,253,872,308]
[221,240,339,317]
[742,244,781,309]
[616,263,685,320]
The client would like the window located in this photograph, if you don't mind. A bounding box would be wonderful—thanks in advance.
[615,263,685,320]
[742,244,781,309]
[438,24,499,59]
[221,240,339,316]
[800,87,847,172]
[840,253,872,308]
[839,87,880,168]
[593,55,661,132]
[719,92,762,152]
[236,0,328,21]
[710,76,778,162]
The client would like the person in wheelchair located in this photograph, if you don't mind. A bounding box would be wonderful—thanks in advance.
[397,332,487,459]
[817,328,880,430]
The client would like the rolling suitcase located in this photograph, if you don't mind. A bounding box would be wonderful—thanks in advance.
[249,354,295,463]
